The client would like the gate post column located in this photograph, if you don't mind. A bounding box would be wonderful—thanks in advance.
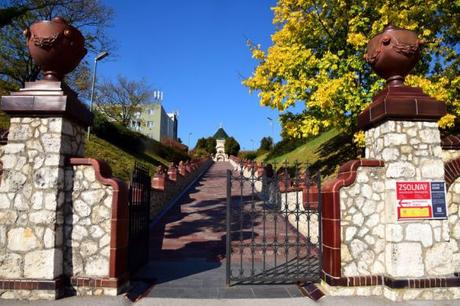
[0,80,91,300]
[321,25,460,301]
[0,17,104,300]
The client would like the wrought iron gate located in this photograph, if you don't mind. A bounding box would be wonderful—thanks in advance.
[128,162,151,273]
[226,163,322,285]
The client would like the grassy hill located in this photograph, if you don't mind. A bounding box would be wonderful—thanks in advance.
[258,129,361,178]
[85,135,166,182]
[0,111,189,182]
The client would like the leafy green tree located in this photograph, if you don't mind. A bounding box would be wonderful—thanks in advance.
[244,0,459,144]
[206,137,217,155]
[0,2,49,28]
[195,137,207,150]
[0,0,114,94]
[195,137,216,155]
[259,136,273,151]
[240,151,258,160]
[225,137,240,156]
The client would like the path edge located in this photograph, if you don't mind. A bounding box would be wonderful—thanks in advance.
[149,160,215,230]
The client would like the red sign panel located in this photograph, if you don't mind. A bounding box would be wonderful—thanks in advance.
[396,181,447,220]
[396,182,430,200]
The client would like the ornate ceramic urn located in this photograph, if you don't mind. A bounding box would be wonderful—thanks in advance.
[357,25,446,131]
[1,16,92,129]
[24,16,87,81]
[364,25,423,87]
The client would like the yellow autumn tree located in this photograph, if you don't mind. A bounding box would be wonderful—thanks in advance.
[244,0,460,143]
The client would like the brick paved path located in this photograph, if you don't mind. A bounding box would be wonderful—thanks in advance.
[133,162,304,299]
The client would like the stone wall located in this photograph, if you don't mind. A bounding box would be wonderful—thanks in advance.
[64,165,112,283]
[322,120,460,301]
[365,121,451,280]
[441,135,460,163]
[64,158,128,297]
[365,121,444,179]
[442,150,460,163]
[150,159,213,220]
[0,117,84,300]
[339,167,385,277]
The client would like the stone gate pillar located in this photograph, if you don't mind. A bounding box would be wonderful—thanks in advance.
[0,81,92,300]
[321,25,460,301]
[0,17,92,300]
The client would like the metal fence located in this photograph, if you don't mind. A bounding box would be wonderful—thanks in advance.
[226,161,322,285]
[128,162,151,273]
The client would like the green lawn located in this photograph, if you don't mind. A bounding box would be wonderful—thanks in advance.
[0,111,187,182]
[260,129,339,165]
[257,129,360,178]
[85,135,158,181]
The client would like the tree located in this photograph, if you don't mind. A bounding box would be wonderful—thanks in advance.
[225,137,240,156]
[0,0,114,94]
[205,137,217,155]
[244,0,459,143]
[0,2,49,28]
[195,137,208,150]
[259,136,273,151]
[95,75,155,127]
[195,137,216,154]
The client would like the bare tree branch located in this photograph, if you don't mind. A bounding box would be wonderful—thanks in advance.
[95,75,156,127]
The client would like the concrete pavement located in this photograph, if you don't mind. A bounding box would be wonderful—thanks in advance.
[1,294,459,305]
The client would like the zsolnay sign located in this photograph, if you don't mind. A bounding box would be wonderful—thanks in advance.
[396,181,448,220]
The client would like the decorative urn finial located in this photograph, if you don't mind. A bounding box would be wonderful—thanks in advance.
[364,25,424,87]
[24,16,87,81]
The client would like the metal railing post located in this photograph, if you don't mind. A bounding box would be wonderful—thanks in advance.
[226,169,232,286]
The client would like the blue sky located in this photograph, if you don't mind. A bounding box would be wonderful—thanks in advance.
[97,0,283,150]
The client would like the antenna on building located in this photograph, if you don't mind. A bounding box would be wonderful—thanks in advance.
[153,90,164,104]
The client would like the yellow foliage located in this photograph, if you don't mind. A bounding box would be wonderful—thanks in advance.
[346,32,367,47]
[353,131,366,148]
[244,0,460,139]
[405,75,449,102]
[439,114,456,129]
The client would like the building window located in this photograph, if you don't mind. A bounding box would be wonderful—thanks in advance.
[134,112,141,119]
[149,109,154,115]
[147,121,154,128]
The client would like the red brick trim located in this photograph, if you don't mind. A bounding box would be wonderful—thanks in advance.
[322,272,460,289]
[321,159,384,278]
[445,157,460,190]
[442,135,460,150]
[0,276,65,291]
[69,275,128,288]
[68,158,129,282]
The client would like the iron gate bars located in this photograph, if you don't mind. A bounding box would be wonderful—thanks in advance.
[128,162,151,273]
[226,161,322,285]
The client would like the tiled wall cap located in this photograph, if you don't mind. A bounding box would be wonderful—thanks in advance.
[442,135,460,150]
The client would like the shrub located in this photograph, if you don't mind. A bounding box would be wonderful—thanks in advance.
[92,111,189,164]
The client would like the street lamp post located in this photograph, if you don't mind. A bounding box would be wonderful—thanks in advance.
[188,132,192,149]
[86,51,109,140]
[267,116,274,141]
[250,139,255,151]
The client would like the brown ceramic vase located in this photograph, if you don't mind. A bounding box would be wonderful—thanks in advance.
[364,25,423,87]
[24,16,87,81]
